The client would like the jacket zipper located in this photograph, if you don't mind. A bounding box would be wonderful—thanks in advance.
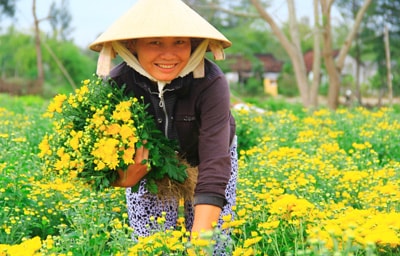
[157,87,175,138]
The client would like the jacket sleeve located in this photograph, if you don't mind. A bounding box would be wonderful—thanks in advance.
[193,65,233,208]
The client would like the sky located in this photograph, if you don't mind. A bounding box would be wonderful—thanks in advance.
[5,0,340,49]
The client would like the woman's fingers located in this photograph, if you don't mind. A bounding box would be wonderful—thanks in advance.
[134,146,144,162]
[134,144,149,165]
[112,141,151,187]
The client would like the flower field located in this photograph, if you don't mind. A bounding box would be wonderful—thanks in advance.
[0,93,399,255]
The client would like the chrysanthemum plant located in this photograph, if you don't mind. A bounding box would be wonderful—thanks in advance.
[39,76,188,193]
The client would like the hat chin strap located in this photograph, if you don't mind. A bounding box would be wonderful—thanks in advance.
[96,43,115,77]
[177,39,208,79]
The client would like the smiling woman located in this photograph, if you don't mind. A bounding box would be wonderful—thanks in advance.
[88,0,237,254]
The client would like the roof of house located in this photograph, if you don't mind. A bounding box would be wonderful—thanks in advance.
[226,53,283,73]
[303,49,340,73]
[226,50,345,75]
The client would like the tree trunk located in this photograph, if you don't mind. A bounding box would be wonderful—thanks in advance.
[352,1,363,105]
[310,0,321,108]
[42,41,77,90]
[355,59,361,103]
[287,0,310,106]
[250,0,311,107]
[320,0,340,109]
[355,40,362,105]
[32,0,44,94]
[320,0,372,110]
[335,0,373,72]
[384,24,393,107]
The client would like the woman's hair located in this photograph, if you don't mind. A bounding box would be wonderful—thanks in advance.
[190,38,204,52]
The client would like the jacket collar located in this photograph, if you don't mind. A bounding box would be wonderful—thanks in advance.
[132,68,193,94]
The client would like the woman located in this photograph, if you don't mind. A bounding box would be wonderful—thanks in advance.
[89,0,237,253]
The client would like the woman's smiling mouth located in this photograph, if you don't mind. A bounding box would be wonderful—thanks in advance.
[156,63,177,69]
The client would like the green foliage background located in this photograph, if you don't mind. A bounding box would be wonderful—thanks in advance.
[0,28,97,97]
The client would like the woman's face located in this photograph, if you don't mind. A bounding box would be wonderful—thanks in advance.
[134,37,191,81]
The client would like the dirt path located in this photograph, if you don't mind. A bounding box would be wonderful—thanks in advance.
[284,95,400,108]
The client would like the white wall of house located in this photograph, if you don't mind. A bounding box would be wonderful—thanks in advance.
[342,55,378,84]
[226,72,239,84]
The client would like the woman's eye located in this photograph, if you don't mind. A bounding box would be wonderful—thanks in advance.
[149,41,161,45]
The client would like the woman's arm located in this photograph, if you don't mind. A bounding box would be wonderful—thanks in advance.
[191,204,221,233]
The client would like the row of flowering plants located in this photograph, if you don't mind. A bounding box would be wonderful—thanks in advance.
[1,92,399,255]
[231,106,400,255]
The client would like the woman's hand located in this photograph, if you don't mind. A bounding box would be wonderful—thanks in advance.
[112,145,150,187]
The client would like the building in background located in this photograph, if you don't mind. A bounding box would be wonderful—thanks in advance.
[226,53,283,96]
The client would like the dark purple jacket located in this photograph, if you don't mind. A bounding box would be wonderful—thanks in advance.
[109,59,236,208]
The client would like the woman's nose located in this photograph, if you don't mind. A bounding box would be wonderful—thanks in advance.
[159,45,178,58]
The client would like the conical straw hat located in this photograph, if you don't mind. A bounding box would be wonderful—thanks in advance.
[89,0,231,52]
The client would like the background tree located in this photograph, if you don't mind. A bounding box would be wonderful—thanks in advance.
[281,11,321,105]
[49,0,73,41]
[317,0,372,109]
[0,0,17,20]
[362,0,400,102]
[221,20,284,92]
[281,16,316,53]
[0,0,95,96]
[31,0,76,93]
[187,0,258,29]
[32,0,44,93]
[191,0,374,109]
[0,30,96,95]
[335,0,366,104]
[193,0,327,107]
[250,0,315,107]
[187,0,288,94]
[310,0,321,106]
[190,0,319,107]
[0,29,35,79]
